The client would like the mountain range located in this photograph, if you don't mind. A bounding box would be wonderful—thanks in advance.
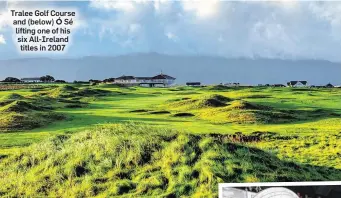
[1,53,340,85]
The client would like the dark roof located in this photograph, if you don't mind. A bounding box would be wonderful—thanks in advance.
[288,81,298,85]
[116,75,136,80]
[114,74,176,80]
[186,82,201,85]
[288,81,307,85]
[326,83,334,87]
[152,74,176,80]
[21,77,41,81]
[135,77,152,80]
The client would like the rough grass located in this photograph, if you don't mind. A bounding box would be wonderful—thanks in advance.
[0,112,65,132]
[198,100,296,124]
[0,101,43,112]
[207,85,231,91]
[163,89,340,125]
[0,85,340,197]
[41,85,109,99]
[1,93,26,101]
[71,88,110,97]
[0,99,65,132]
[1,123,340,197]
[42,85,79,98]
[168,94,231,110]
[227,100,271,110]
[223,110,295,124]
[0,94,26,107]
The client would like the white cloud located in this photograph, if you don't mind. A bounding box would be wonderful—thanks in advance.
[165,32,177,41]
[0,2,9,45]
[85,1,341,61]
[129,23,141,33]
[181,0,220,19]
[90,1,136,12]
[0,2,10,29]
[1,0,341,61]
[0,34,5,44]
[89,0,160,13]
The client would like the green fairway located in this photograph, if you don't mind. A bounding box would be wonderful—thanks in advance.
[0,84,341,196]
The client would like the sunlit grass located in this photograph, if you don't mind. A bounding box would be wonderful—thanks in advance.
[1,123,341,197]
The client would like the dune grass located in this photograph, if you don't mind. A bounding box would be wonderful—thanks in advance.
[0,93,65,132]
[1,123,341,197]
[0,84,340,196]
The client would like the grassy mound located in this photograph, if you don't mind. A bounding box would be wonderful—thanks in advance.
[206,94,232,102]
[0,101,43,113]
[0,124,340,197]
[44,86,77,98]
[43,86,109,99]
[199,100,295,124]
[223,110,294,124]
[0,112,64,131]
[198,99,335,124]
[168,94,231,110]
[0,94,26,107]
[197,98,226,108]
[0,112,40,131]
[0,100,65,132]
[1,93,25,101]
[208,85,230,91]
[228,100,271,110]
[60,85,78,91]
[73,88,110,97]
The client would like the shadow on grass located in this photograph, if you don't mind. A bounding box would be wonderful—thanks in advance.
[218,142,341,182]
[7,113,191,134]
[247,101,341,120]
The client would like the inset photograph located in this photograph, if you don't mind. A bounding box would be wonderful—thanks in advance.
[220,182,341,198]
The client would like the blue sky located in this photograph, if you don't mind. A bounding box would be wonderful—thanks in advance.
[1,1,341,61]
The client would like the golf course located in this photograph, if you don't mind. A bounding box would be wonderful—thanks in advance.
[0,84,341,197]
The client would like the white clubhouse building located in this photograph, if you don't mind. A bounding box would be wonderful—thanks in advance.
[111,73,176,87]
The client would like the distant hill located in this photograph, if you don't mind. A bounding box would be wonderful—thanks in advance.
[0,53,340,85]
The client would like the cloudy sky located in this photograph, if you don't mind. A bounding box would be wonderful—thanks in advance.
[1,1,341,61]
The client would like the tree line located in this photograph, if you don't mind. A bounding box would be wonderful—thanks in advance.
[0,75,66,83]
